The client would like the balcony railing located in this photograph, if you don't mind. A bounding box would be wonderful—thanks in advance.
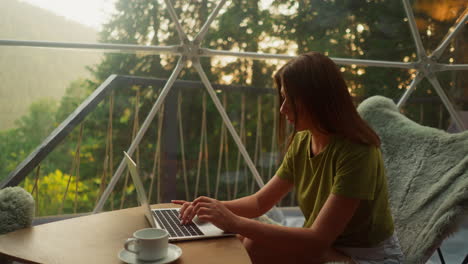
[1,74,292,219]
[2,72,462,224]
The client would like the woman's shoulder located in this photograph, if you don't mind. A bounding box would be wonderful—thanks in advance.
[333,135,380,156]
[291,131,310,146]
[294,131,310,141]
[287,131,310,154]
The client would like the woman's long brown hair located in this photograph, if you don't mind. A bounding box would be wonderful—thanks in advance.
[275,52,380,151]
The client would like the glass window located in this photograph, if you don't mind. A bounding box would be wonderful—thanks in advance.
[0,0,466,215]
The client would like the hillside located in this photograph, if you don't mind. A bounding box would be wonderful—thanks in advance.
[0,0,101,130]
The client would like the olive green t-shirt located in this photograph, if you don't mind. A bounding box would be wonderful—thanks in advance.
[276,131,394,247]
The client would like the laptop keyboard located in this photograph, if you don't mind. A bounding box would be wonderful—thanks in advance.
[152,209,204,238]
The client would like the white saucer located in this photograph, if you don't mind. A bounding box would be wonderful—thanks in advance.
[118,244,182,264]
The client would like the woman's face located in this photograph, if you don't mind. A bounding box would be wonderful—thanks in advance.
[280,84,312,132]
[280,86,294,124]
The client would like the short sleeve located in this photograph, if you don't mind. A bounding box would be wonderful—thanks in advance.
[275,148,294,183]
[331,145,380,200]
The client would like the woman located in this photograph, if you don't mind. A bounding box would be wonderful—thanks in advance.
[172,52,404,264]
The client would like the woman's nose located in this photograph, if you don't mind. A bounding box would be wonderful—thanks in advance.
[280,101,287,115]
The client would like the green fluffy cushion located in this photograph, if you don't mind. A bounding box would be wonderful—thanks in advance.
[358,96,468,264]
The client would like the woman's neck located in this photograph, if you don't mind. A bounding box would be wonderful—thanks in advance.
[310,130,330,156]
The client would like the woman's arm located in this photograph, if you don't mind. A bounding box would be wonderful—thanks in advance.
[173,175,292,223]
[222,176,293,218]
[195,193,360,260]
[236,194,360,258]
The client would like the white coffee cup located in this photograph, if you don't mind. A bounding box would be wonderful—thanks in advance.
[124,228,169,261]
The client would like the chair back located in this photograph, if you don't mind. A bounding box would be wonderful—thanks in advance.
[357,96,468,264]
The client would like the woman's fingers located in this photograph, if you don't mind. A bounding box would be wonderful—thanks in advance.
[193,202,212,214]
[192,196,212,206]
[183,202,209,225]
[178,196,220,225]
[171,200,186,205]
[179,202,192,219]
[179,202,188,216]
[197,214,212,222]
[181,205,195,224]
[197,207,211,216]
[196,207,214,222]
[172,200,189,218]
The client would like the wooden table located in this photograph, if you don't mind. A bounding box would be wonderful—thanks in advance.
[0,204,251,264]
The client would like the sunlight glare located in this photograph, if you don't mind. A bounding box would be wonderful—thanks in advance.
[19,0,116,30]
[357,24,364,33]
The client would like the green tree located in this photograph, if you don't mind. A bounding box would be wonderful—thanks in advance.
[23,169,93,216]
[15,98,58,149]
[0,98,58,181]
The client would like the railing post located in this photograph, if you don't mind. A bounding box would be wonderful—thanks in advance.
[160,86,179,203]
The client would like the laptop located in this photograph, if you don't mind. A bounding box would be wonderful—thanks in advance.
[123,151,235,242]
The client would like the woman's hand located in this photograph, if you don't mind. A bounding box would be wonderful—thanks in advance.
[171,200,195,225]
[191,196,240,232]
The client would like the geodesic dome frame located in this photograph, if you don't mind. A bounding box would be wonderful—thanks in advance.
[0,0,466,213]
